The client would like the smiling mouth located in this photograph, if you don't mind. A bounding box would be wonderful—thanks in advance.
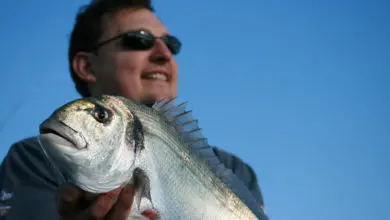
[142,73,168,81]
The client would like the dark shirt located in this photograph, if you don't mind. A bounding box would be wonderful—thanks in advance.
[0,136,265,219]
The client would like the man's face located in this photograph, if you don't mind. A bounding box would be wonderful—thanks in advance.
[80,8,179,103]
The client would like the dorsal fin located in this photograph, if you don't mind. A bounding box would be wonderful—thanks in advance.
[152,98,268,219]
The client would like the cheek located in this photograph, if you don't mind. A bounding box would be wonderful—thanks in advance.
[170,60,179,89]
[115,53,148,97]
[115,52,146,77]
[94,55,118,83]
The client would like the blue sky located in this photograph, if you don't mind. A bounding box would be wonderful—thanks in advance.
[0,0,389,219]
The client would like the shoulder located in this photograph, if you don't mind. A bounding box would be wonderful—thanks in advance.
[211,146,265,206]
[0,136,62,218]
[0,136,60,189]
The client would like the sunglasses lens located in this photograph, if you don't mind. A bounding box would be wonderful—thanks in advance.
[163,36,181,55]
[122,33,154,50]
[121,31,181,55]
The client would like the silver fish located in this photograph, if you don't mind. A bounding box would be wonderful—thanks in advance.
[38,95,268,220]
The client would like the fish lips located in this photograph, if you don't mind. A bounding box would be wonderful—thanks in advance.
[39,119,87,150]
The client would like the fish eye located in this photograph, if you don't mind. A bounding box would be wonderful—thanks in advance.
[91,105,110,123]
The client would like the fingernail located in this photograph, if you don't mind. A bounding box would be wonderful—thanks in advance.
[105,188,122,199]
[142,209,158,220]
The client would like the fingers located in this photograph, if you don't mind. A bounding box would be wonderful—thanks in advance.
[141,209,158,220]
[89,187,123,219]
[57,184,84,218]
[106,184,135,220]
[57,184,136,220]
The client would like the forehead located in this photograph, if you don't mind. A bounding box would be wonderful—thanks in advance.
[102,8,169,38]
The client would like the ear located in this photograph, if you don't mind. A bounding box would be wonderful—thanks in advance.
[72,51,97,83]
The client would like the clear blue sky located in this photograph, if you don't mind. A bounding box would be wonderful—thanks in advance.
[0,0,389,219]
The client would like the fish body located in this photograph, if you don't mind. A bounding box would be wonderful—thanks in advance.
[38,95,268,220]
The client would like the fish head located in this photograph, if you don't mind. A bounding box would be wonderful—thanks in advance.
[38,95,142,192]
[39,95,134,151]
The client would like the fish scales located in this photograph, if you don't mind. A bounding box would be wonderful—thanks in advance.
[38,95,268,220]
[128,101,258,219]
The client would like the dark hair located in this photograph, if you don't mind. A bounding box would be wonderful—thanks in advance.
[68,0,154,97]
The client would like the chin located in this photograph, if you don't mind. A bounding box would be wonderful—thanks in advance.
[141,89,176,103]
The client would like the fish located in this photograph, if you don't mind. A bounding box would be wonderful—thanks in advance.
[38,95,268,220]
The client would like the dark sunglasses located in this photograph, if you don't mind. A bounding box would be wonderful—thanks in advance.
[90,29,182,55]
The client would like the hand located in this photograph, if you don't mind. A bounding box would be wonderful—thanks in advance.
[57,184,135,220]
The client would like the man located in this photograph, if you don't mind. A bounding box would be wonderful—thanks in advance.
[0,0,265,219]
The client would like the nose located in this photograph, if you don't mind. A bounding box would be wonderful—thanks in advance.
[149,38,173,64]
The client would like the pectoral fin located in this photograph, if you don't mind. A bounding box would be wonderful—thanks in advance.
[132,168,153,211]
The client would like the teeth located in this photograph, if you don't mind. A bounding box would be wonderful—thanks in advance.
[144,73,167,81]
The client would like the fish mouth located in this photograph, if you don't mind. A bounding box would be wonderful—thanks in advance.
[39,119,87,149]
